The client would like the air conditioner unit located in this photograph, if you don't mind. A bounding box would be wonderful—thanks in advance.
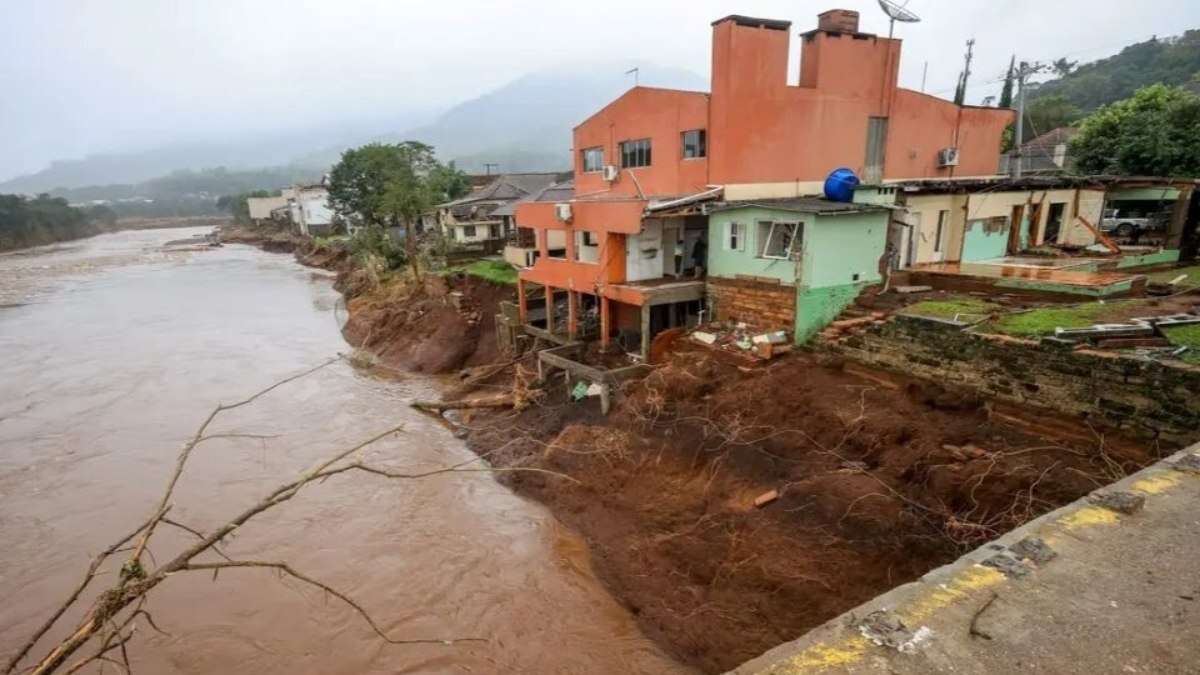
[602,165,619,182]
[555,202,573,222]
[937,147,960,167]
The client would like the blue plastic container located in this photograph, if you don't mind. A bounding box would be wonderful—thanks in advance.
[823,168,859,203]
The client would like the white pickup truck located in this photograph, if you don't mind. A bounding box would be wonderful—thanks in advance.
[1099,209,1166,238]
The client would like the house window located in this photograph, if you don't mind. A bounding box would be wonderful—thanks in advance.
[726,222,746,251]
[681,129,707,159]
[462,225,477,238]
[758,221,799,260]
[619,138,652,168]
[581,231,598,246]
[582,147,604,173]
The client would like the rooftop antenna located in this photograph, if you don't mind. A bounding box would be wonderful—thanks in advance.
[877,0,921,38]
[625,67,639,86]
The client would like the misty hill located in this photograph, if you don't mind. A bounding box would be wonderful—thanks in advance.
[296,62,709,173]
[6,62,705,200]
[1030,30,1200,110]
[0,113,431,194]
[49,166,323,219]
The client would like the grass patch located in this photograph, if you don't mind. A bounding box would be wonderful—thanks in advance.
[1145,264,1200,289]
[985,301,1136,337]
[901,296,1000,321]
[1162,324,1200,363]
[445,259,518,285]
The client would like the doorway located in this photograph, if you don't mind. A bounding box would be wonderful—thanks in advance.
[1043,203,1066,245]
[1007,204,1025,254]
[930,209,949,263]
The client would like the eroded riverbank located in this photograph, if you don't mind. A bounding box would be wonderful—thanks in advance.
[0,228,690,674]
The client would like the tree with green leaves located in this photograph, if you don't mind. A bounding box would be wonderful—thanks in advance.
[1051,57,1078,78]
[327,142,469,278]
[999,55,1016,108]
[1071,84,1200,176]
[216,190,272,226]
[1022,95,1082,142]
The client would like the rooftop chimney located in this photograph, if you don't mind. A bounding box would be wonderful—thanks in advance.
[817,9,860,34]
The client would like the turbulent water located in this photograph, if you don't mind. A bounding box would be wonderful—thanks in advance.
[0,229,689,674]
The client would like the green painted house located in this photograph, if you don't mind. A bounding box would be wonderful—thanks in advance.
[705,198,891,343]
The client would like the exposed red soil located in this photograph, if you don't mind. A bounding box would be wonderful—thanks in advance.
[342,273,511,373]
[465,348,1162,674]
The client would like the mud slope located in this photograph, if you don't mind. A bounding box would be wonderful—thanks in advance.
[342,273,511,374]
[467,349,1161,674]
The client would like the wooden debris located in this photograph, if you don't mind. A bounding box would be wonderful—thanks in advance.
[753,489,779,508]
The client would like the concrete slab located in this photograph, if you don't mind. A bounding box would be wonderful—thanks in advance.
[730,445,1200,675]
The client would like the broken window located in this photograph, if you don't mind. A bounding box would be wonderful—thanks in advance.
[759,222,799,260]
[620,138,652,168]
[582,147,604,173]
[726,222,746,251]
[681,129,707,159]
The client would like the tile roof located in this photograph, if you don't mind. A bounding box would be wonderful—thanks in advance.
[439,172,562,208]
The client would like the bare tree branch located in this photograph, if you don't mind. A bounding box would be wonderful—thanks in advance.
[8,355,539,675]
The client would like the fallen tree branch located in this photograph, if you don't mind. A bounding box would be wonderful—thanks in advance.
[8,357,532,675]
[410,395,514,412]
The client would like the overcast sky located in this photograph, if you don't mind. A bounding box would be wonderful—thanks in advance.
[4,0,1199,181]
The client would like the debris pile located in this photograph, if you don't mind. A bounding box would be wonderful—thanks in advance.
[1054,312,1200,359]
[689,321,792,360]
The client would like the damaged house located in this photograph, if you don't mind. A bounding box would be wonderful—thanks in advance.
[512,9,1012,355]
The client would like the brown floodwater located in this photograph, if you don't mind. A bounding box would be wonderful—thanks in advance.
[0,229,691,674]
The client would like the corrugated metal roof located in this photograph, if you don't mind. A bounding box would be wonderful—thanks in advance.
[709,197,888,215]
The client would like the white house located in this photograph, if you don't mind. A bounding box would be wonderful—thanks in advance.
[293,185,336,236]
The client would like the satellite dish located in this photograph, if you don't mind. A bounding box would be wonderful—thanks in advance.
[878,0,921,38]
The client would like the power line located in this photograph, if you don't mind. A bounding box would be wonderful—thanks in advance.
[924,32,1160,101]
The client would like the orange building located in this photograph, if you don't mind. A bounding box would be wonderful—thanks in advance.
[513,9,1014,356]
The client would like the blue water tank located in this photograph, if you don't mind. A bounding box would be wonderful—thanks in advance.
[823,168,860,203]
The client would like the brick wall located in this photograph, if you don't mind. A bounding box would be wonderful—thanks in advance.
[830,315,1200,445]
[707,276,795,330]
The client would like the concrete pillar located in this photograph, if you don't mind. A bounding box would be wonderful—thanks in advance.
[517,278,528,323]
[567,290,578,340]
[640,303,651,359]
[545,286,556,334]
[600,296,611,348]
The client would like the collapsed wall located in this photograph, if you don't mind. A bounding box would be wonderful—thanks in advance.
[829,315,1200,446]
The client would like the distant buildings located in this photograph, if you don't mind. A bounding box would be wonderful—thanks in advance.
[434,173,562,254]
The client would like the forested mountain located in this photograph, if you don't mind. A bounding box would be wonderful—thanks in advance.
[1029,31,1200,110]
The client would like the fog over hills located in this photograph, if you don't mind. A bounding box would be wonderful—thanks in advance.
[3,62,705,196]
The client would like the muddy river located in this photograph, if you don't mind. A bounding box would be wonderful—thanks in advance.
[0,229,690,674]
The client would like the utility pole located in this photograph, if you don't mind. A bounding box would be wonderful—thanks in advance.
[624,67,639,86]
[484,163,499,176]
[1012,61,1046,177]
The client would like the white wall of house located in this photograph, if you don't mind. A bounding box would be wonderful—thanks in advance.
[247,196,288,220]
[574,231,601,263]
[455,221,502,242]
[626,218,664,281]
[296,189,334,236]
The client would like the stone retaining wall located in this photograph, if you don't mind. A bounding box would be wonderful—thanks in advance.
[830,315,1200,445]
